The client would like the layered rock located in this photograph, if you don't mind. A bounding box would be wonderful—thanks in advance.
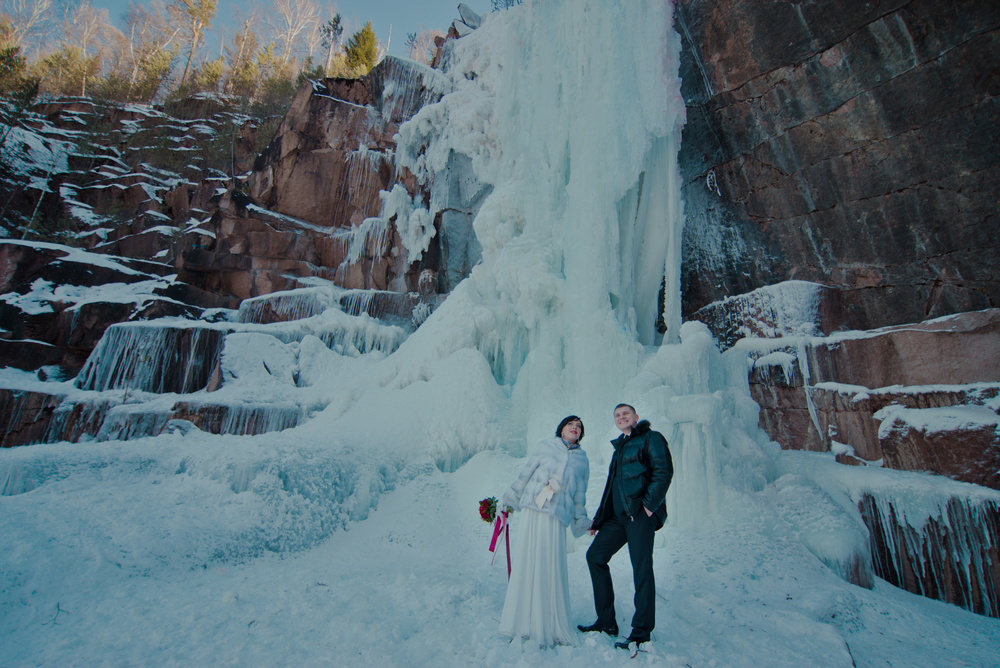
[18,97,257,259]
[693,280,844,350]
[0,388,66,447]
[0,241,226,374]
[744,308,1000,488]
[180,57,451,302]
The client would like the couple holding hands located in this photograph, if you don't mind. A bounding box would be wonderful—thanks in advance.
[498,404,673,650]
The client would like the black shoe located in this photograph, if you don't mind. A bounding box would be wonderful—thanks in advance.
[614,633,648,650]
[577,622,619,636]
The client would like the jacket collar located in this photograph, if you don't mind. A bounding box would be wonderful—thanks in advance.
[612,419,651,445]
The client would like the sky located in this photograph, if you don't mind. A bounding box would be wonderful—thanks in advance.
[87,0,485,58]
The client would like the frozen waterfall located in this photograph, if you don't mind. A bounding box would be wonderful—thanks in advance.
[397,0,687,441]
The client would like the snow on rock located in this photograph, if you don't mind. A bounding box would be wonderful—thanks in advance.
[237,286,340,324]
[876,404,1000,437]
[693,280,842,350]
[0,123,71,184]
[790,450,1000,617]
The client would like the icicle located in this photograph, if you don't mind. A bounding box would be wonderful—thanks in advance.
[218,403,303,436]
[75,323,229,394]
[858,490,1000,617]
[96,408,172,442]
[342,216,393,266]
[237,287,338,324]
[795,339,824,445]
[43,397,119,444]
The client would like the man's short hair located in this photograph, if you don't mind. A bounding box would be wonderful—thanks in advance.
[614,403,636,413]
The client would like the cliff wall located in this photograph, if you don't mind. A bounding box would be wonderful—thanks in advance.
[677,0,999,330]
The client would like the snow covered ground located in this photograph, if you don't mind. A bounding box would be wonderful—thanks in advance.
[2,439,999,667]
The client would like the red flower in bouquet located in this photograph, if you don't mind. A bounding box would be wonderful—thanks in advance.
[479,497,498,523]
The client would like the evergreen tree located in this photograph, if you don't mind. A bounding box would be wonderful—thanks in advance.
[0,41,38,106]
[320,13,342,74]
[345,21,377,73]
[35,46,101,96]
[0,43,28,94]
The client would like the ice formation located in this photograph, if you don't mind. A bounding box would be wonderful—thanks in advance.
[9,0,867,586]
[75,321,229,394]
[237,286,340,324]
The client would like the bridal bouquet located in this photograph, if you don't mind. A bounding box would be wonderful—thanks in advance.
[479,497,498,523]
[480,496,511,578]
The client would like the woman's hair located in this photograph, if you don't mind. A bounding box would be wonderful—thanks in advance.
[555,415,585,440]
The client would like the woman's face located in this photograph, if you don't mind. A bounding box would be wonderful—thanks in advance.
[560,419,583,444]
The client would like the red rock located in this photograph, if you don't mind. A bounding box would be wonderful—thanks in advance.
[678,0,1000,330]
[748,309,1000,488]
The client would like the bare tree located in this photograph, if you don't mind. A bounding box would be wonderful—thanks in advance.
[101,0,180,102]
[62,2,111,56]
[2,0,54,49]
[168,0,216,87]
[269,0,318,66]
[405,29,443,66]
[58,1,112,94]
[223,16,259,98]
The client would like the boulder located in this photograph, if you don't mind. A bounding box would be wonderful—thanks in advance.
[877,406,1000,489]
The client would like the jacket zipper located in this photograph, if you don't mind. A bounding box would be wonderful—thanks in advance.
[615,437,634,522]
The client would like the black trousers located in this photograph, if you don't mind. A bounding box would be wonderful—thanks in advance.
[585,512,656,640]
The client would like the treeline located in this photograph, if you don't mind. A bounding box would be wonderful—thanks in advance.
[0,0,403,113]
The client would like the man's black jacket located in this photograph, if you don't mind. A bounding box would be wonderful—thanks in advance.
[591,420,673,531]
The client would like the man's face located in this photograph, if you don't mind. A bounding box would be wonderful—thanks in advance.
[614,405,638,433]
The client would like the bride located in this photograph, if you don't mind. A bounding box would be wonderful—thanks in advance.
[499,415,591,646]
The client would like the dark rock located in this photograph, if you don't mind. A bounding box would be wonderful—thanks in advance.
[859,493,1000,617]
[693,280,843,350]
[879,408,1000,489]
[0,387,66,448]
[677,0,1000,330]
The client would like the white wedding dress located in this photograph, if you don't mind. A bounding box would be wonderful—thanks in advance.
[498,508,576,647]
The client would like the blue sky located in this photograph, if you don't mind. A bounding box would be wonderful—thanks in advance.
[88,0,487,58]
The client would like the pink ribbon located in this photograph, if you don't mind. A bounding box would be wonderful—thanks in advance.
[489,510,511,579]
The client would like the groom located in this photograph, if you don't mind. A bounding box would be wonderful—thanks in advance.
[579,403,673,650]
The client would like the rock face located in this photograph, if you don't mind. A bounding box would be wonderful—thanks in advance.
[859,493,1000,617]
[0,241,223,374]
[178,57,451,303]
[747,309,1000,488]
[677,0,1000,331]
[677,0,1000,615]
